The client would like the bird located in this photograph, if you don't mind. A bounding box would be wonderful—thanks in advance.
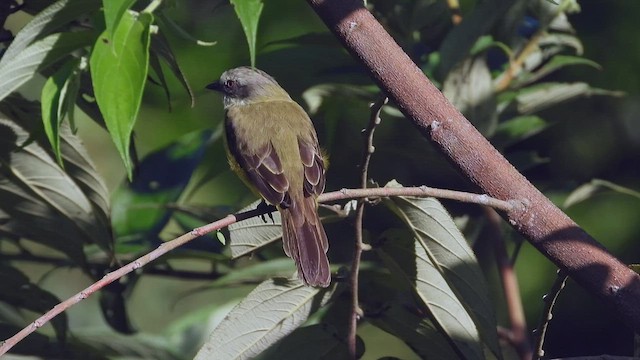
[206,67,330,287]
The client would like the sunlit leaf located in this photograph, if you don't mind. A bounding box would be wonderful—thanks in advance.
[102,0,137,39]
[230,0,263,67]
[194,278,334,360]
[90,10,153,179]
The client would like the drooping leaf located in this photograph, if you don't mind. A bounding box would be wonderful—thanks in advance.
[90,10,153,179]
[149,31,195,107]
[0,31,95,102]
[230,0,263,67]
[156,13,217,47]
[41,58,80,166]
[194,278,334,360]
[564,179,640,208]
[0,0,100,67]
[0,117,111,263]
[102,0,137,39]
[0,264,68,344]
[377,229,484,360]
[228,199,282,259]
[383,180,501,359]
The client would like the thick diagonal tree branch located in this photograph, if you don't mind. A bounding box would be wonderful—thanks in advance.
[306,0,640,331]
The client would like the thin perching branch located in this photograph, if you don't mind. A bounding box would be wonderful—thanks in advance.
[306,0,640,332]
[0,185,513,356]
[348,96,387,358]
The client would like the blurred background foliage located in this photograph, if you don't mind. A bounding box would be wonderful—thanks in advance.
[1,0,639,359]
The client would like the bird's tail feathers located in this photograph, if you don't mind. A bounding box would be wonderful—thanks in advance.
[281,196,330,287]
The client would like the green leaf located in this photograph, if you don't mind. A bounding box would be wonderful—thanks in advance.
[228,200,282,259]
[90,10,153,179]
[0,0,100,67]
[230,0,264,67]
[377,229,484,360]
[41,59,80,166]
[0,31,95,102]
[383,180,501,359]
[102,0,137,39]
[194,278,334,360]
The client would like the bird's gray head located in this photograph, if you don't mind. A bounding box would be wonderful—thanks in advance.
[206,67,289,107]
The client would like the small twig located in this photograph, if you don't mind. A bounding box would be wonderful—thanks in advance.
[485,207,531,360]
[348,96,387,358]
[0,186,515,355]
[533,269,568,360]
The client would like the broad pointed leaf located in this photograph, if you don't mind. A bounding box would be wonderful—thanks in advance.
[90,10,153,179]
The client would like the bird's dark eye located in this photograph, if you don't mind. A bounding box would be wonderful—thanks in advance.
[224,79,236,90]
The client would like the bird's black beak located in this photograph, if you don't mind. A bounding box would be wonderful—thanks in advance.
[206,80,223,92]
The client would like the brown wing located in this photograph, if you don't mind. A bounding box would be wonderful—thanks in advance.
[298,137,325,198]
[225,118,292,208]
